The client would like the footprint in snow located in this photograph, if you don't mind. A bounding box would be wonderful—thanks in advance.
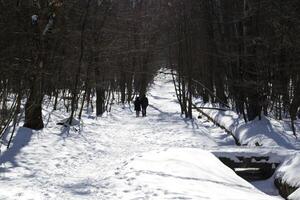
[102,182,110,188]
[135,186,142,191]
[55,163,61,167]
[127,177,136,181]
[118,176,128,180]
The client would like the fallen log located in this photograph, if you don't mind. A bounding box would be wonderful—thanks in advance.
[193,106,229,111]
[192,104,240,145]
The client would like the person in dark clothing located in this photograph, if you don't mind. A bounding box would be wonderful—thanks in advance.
[134,96,141,117]
[140,95,149,117]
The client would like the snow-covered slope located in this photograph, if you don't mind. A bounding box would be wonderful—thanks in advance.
[0,70,283,199]
[289,188,300,200]
[195,99,300,199]
[112,148,282,200]
[276,152,300,193]
[194,102,300,149]
[111,148,279,200]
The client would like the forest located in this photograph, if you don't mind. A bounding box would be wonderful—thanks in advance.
[0,0,300,143]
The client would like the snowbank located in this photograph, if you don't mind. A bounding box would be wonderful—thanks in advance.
[112,148,279,200]
[195,102,300,198]
[276,153,300,188]
[195,103,300,149]
[0,70,291,199]
[289,188,300,200]
[275,152,300,200]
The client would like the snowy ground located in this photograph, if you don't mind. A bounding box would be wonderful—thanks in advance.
[194,102,300,149]
[195,96,300,200]
[0,71,284,200]
[110,148,279,200]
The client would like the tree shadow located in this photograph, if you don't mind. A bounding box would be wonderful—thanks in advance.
[148,104,170,116]
[148,105,202,136]
[149,94,171,101]
[54,120,91,145]
[147,104,184,124]
[183,118,200,130]
[43,110,54,128]
[0,127,33,170]
[136,170,253,190]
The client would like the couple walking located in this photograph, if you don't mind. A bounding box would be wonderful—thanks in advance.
[134,95,149,117]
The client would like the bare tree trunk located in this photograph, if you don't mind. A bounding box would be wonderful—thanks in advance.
[24,77,44,130]
[96,87,105,116]
[69,0,91,125]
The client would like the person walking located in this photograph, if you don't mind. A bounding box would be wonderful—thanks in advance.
[140,94,149,117]
[134,96,141,117]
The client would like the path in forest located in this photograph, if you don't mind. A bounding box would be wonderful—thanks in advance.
[0,71,280,200]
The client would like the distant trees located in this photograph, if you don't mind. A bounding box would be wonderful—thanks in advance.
[0,0,161,143]
[166,0,300,135]
[0,0,299,142]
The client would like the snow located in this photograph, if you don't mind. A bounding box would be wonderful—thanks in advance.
[195,103,300,149]
[111,148,279,200]
[57,117,81,126]
[31,15,38,24]
[195,99,300,199]
[289,188,300,200]
[276,153,300,188]
[0,70,286,199]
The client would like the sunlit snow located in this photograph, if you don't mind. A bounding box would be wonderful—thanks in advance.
[0,71,286,199]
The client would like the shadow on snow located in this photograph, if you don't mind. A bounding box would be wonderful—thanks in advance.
[0,127,33,171]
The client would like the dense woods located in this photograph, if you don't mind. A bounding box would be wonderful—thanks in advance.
[0,0,300,144]
[0,0,162,145]
[167,0,300,136]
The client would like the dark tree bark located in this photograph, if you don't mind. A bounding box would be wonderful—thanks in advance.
[24,81,44,130]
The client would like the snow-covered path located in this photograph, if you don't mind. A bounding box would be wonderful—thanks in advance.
[0,72,280,199]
